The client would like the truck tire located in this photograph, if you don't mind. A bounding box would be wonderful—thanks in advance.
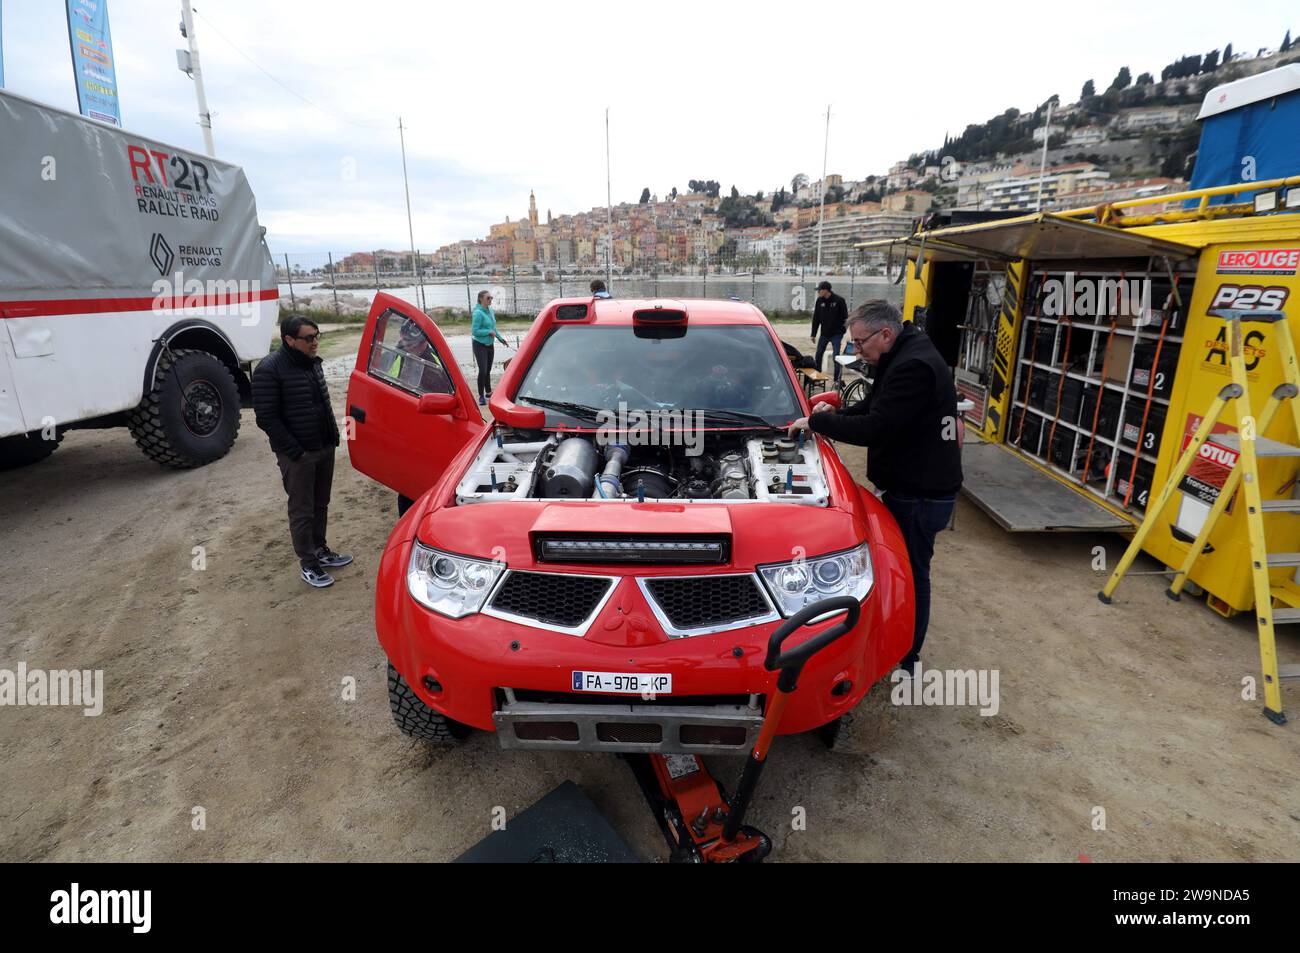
[387,662,472,743]
[0,430,62,470]
[127,348,241,469]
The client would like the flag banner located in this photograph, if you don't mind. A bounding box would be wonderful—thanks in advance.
[65,0,121,125]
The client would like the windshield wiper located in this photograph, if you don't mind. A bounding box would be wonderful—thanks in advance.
[692,409,780,428]
[518,396,604,420]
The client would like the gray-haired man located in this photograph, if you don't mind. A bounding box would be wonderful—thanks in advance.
[789,300,962,673]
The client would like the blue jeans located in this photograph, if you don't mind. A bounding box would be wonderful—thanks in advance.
[882,492,956,668]
[815,333,844,381]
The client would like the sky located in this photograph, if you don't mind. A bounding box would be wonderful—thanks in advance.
[2,0,1296,257]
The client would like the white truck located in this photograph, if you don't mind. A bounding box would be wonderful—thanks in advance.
[0,88,278,470]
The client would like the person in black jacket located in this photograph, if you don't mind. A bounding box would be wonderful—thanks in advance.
[810,280,849,383]
[789,299,962,674]
[252,316,352,588]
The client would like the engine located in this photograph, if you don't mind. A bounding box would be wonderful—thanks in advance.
[456,431,829,506]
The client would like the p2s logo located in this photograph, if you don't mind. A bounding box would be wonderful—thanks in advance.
[1204,284,1287,371]
[1210,283,1290,312]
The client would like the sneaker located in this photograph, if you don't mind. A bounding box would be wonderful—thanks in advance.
[478,394,486,406]
[317,547,353,569]
[301,564,335,588]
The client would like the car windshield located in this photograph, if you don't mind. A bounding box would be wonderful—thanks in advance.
[515,324,802,425]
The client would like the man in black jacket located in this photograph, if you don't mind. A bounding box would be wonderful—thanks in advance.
[789,300,962,673]
[810,280,849,383]
[253,316,352,588]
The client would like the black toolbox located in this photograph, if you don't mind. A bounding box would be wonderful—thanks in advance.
[1120,399,1168,454]
[1129,340,1180,396]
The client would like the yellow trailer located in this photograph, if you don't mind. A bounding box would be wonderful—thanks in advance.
[863,67,1300,618]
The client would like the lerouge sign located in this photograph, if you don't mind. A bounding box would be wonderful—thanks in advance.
[1216,248,1300,276]
[65,0,121,126]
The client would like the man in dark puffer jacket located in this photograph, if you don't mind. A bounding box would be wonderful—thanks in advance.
[253,315,352,588]
[788,299,962,675]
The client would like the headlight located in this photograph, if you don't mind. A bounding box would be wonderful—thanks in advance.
[758,543,872,617]
[407,542,505,618]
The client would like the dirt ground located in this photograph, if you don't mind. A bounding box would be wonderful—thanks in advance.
[2,326,1298,862]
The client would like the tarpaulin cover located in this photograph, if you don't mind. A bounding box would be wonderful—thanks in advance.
[0,87,275,303]
[1188,87,1300,204]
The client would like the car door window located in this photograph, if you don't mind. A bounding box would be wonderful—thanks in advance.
[367,309,454,396]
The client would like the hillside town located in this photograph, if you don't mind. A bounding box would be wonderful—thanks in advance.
[320,39,1299,280]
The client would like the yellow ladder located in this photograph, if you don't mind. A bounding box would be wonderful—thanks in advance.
[1098,308,1300,725]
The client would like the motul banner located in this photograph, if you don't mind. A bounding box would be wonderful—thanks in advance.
[1177,412,1239,509]
[65,0,121,126]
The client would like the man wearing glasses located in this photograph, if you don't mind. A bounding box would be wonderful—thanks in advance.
[252,315,353,588]
[789,300,962,675]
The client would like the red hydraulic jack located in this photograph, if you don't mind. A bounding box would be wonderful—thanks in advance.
[625,596,860,863]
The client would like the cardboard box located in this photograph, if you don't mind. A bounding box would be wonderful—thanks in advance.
[1102,334,1135,384]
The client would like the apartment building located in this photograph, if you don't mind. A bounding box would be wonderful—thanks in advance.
[984,162,1111,211]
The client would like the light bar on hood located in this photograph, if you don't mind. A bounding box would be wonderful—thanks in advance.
[535,534,728,564]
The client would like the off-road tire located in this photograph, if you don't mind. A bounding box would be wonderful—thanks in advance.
[0,430,63,470]
[387,662,472,743]
[127,348,241,469]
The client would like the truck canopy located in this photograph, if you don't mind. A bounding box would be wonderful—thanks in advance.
[1189,64,1300,201]
[0,87,275,306]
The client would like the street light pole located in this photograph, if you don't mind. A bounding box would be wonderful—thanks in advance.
[815,104,830,273]
[605,106,613,288]
[179,0,215,156]
[398,116,425,312]
[1035,99,1054,212]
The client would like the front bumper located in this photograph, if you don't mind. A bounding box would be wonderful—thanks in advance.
[375,539,914,752]
[493,692,766,756]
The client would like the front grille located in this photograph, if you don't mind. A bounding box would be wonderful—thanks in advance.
[493,694,765,755]
[680,724,749,747]
[596,722,663,744]
[643,575,772,631]
[513,721,579,742]
[488,571,612,628]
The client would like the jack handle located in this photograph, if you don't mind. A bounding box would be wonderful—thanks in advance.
[764,596,861,695]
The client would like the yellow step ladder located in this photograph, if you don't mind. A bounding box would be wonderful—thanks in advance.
[1098,308,1300,725]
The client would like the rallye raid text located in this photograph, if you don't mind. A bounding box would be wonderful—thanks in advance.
[127,144,220,221]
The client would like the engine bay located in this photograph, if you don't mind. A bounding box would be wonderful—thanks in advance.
[455,429,830,506]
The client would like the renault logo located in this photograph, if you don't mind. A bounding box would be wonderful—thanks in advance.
[149,233,174,276]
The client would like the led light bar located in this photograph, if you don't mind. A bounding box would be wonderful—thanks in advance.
[535,535,728,564]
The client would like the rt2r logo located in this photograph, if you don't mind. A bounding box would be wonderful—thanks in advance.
[126,145,212,196]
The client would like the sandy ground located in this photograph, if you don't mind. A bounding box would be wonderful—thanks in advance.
[2,327,1298,863]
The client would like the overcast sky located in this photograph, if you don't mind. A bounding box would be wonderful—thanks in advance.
[3,1,1295,256]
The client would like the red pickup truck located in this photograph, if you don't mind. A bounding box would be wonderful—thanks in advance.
[346,293,913,756]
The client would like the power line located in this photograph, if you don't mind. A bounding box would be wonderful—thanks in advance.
[191,8,386,129]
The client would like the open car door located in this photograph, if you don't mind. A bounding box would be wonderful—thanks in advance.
[346,292,486,500]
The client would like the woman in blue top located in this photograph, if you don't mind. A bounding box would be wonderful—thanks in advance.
[471,290,509,405]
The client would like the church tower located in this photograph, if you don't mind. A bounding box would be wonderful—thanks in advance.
[528,191,539,228]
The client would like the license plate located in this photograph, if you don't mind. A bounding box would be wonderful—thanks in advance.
[572,671,672,695]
